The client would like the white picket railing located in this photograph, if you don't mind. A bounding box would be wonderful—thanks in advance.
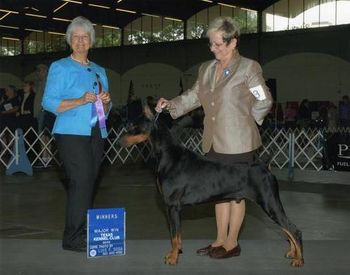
[1,126,349,172]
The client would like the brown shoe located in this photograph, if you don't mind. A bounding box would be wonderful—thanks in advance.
[209,244,241,259]
[196,245,222,256]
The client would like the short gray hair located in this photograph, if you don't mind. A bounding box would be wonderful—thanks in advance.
[66,16,95,46]
[206,17,240,44]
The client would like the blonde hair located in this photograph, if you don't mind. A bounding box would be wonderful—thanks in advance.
[207,17,240,44]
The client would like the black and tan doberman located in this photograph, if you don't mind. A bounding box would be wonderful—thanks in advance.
[120,106,304,267]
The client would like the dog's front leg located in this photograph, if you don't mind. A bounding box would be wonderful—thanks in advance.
[164,206,182,265]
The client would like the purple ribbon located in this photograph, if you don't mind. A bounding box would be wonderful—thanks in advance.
[91,75,107,133]
[94,97,106,128]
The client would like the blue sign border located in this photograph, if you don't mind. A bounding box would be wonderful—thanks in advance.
[87,208,126,258]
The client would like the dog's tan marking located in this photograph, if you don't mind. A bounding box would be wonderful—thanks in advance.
[283,228,304,267]
[120,134,149,147]
[164,234,182,265]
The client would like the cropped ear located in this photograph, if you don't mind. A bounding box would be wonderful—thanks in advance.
[144,104,155,120]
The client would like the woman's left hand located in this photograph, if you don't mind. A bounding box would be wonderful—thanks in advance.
[99,91,111,105]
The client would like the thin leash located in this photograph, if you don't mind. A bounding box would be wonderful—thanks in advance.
[153,111,161,125]
[154,106,170,124]
[153,110,163,194]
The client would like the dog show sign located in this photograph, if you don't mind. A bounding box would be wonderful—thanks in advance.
[325,132,350,171]
[87,208,126,258]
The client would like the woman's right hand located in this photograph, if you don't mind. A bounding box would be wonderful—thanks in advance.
[57,92,97,113]
[80,92,97,105]
[155,97,170,113]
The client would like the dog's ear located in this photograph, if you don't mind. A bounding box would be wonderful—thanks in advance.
[144,104,155,120]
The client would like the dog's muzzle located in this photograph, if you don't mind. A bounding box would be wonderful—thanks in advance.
[119,134,150,147]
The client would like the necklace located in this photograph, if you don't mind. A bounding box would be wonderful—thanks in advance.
[70,54,90,65]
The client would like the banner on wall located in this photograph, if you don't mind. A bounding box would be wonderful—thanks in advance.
[325,133,350,171]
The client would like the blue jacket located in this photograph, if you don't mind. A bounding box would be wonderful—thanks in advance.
[42,57,110,137]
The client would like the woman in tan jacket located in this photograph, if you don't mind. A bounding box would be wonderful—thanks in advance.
[156,17,273,259]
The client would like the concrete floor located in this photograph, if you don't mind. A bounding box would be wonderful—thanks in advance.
[1,163,350,274]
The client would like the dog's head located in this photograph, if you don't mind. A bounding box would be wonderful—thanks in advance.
[119,104,156,147]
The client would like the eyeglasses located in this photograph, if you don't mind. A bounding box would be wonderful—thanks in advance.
[208,41,225,49]
[72,35,90,42]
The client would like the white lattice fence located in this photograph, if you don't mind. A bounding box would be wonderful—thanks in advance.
[259,128,290,169]
[0,126,60,169]
[1,126,347,171]
[0,128,16,167]
[103,127,153,165]
[174,128,204,155]
[293,128,324,171]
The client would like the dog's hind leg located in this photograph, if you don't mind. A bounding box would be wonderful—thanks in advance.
[258,198,303,267]
[251,173,304,267]
[164,205,182,265]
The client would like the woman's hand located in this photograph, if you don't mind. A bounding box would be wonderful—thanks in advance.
[98,91,111,105]
[56,92,101,113]
[81,92,97,104]
[155,98,170,113]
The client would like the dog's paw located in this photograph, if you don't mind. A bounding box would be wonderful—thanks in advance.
[290,258,304,267]
[164,253,178,265]
[285,250,297,259]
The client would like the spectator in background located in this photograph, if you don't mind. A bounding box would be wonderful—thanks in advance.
[327,103,337,129]
[276,102,284,127]
[284,102,297,129]
[338,95,350,127]
[18,81,36,131]
[16,81,37,162]
[34,63,56,133]
[297,99,312,129]
[34,64,55,166]
[316,104,328,128]
[0,85,20,152]
[34,63,48,131]
[0,85,20,132]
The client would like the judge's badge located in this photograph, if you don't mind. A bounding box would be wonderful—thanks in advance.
[249,85,266,101]
[223,68,231,77]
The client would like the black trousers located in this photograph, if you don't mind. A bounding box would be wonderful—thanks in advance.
[206,147,255,165]
[55,126,105,245]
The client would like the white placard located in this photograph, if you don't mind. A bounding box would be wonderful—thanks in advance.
[3,103,13,111]
[249,85,266,101]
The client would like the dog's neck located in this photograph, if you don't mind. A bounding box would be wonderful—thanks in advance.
[152,123,177,150]
[151,121,183,170]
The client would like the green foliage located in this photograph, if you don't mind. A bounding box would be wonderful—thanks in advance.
[188,25,206,39]
[235,12,258,34]
[128,21,183,44]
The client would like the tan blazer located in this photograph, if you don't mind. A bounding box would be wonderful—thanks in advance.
[168,51,273,154]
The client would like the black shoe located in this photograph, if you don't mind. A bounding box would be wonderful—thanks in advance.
[196,245,223,256]
[209,244,241,259]
[62,238,86,252]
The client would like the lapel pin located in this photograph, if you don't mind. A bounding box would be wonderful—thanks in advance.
[224,68,231,77]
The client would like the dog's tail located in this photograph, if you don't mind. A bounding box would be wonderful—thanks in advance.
[266,152,274,172]
[255,150,275,172]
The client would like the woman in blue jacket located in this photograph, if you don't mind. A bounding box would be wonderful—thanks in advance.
[42,16,111,252]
